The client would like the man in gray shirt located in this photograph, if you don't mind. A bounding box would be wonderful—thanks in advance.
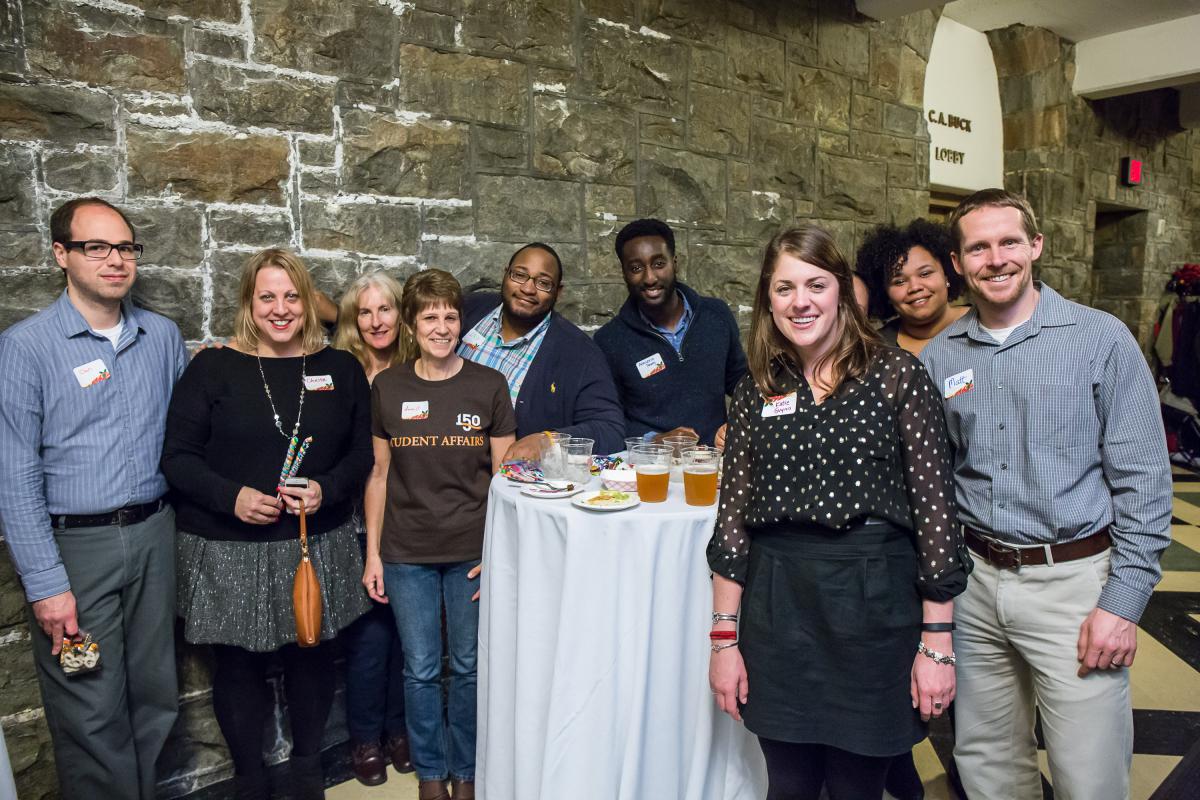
[0,198,187,798]
[920,189,1171,799]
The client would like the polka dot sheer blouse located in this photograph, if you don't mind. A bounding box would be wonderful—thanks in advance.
[707,347,970,601]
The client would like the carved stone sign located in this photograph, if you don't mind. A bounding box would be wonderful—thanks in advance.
[923,16,1003,192]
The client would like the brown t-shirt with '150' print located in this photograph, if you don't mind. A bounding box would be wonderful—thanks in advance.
[371,359,516,564]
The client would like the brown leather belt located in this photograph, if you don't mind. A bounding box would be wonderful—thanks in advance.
[964,527,1111,569]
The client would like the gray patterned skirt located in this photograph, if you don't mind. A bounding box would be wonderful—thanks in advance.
[177,519,371,652]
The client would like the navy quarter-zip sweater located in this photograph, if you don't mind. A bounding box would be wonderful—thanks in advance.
[593,283,748,446]
[463,293,625,455]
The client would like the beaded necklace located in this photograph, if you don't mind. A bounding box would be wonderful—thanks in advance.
[256,350,307,441]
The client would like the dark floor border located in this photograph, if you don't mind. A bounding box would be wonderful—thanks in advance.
[1139,591,1200,674]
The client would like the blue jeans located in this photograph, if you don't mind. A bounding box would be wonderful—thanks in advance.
[383,560,479,782]
[342,600,407,743]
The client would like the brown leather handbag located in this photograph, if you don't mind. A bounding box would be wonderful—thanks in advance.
[293,499,322,647]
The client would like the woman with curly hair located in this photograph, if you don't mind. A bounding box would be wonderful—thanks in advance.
[856,219,967,356]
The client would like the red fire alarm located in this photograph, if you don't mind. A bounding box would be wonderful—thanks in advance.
[1121,157,1143,186]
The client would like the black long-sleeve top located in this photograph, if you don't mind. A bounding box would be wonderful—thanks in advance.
[706,347,969,601]
[162,347,373,542]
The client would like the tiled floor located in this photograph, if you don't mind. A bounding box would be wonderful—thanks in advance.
[917,464,1200,800]
[326,466,1200,800]
[328,765,417,798]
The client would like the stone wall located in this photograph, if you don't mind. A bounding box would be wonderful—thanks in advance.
[0,0,940,796]
[986,24,1200,346]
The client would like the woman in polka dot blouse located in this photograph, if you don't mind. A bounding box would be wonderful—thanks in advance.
[706,225,971,799]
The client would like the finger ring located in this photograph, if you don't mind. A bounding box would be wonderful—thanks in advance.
[934,702,943,709]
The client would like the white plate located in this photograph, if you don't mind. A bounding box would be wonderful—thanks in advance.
[520,484,584,499]
[571,490,641,512]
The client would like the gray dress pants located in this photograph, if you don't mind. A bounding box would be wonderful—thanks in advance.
[26,506,178,800]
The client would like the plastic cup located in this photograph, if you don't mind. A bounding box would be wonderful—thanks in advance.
[661,432,699,483]
[682,446,720,506]
[631,444,672,502]
[541,432,569,480]
[563,437,594,484]
[624,436,644,458]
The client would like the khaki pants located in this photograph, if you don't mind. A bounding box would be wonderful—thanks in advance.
[953,550,1132,800]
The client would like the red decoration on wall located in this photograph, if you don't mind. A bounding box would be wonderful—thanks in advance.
[1121,157,1143,186]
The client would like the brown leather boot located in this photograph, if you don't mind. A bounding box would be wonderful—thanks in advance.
[418,779,451,800]
[349,740,387,786]
[451,778,475,799]
[385,734,414,774]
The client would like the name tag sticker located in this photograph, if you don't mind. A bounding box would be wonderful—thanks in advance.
[72,358,111,388]
[761,392,797,418]
[402,401,429,420]
[943,369,975,399]
[461,329,486,351]
[636,352,666,379]
[303,374,334,391]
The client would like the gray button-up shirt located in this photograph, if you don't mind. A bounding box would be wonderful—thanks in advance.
[920,283,1171,623]
[0,291,187,602]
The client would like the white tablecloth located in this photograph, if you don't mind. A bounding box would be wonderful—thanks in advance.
[477,475,767,800]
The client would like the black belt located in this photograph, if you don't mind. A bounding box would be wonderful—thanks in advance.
[964,527,1111,569]
[50,499,165,530]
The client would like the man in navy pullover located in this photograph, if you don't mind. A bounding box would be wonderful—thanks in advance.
[594,219,747,447]
[461,242,625,459]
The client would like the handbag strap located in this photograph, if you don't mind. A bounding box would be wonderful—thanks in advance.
[298,498,309,561]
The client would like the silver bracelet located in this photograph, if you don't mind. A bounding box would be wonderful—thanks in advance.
[711,641,739,652]
[712,612,738,625]
[918,641,956,666]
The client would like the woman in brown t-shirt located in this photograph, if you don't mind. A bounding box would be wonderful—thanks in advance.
[362,269,515,800]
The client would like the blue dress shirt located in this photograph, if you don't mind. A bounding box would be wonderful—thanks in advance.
[0,291,187,602]
[638,290,693,441]
[920,284,1172,622]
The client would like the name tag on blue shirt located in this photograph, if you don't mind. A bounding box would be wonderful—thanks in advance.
[461,329,486,351]
[943,369,975,399]
[72,358,111,388]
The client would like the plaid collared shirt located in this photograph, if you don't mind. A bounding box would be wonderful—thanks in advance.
[458,304,552,405]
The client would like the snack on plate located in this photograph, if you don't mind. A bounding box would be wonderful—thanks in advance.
[585,489,631,506]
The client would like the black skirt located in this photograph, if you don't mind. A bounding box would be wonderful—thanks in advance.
[738,521,925,757]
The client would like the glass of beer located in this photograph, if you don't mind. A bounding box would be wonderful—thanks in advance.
[630,444,671,502]
[682,446,720,506]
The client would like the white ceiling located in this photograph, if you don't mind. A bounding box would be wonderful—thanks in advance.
[942,0,1200,43]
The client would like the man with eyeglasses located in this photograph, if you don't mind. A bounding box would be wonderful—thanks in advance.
[920,189,1171,799]
[460,242,624,460]
[0,197,187,798]
[594,219,747,448]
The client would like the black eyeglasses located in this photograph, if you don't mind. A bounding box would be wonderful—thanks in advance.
[506,267,557,294]
[62,241,144,261]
